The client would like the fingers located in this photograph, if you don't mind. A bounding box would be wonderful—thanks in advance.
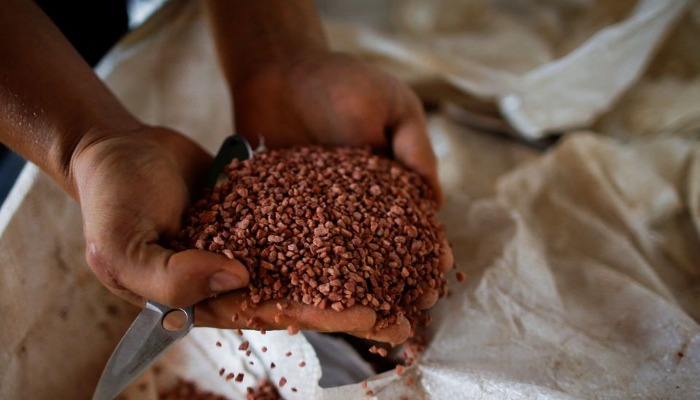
[411,239,453,311]
[415,289,439,310]
[439,238,454,273]
[195,291,377,332]
[347,314,412,346]
[89,241,250,308]
[142,248,249,308]
[389,87,443,207]
[197,291,412,346]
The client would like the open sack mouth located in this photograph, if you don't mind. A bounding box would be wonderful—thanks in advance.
[2,1,699,400]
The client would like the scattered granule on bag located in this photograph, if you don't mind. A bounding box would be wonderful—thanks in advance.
[246,379,282,400]
[401,332,427,366]
[158,377,283,400]
[456,271,466,282]
[176,146,447,329]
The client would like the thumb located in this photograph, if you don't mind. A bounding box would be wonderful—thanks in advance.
[120,246,250,308]
[389,91,443,206]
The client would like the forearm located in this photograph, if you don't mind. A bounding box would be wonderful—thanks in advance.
[0,0,140,197]
[204,0,328,88]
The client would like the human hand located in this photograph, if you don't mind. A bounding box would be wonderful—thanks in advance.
[196,248,453,346]
[218,51,453,344]
[71,126,250,307]
[202,1,453,344]
[232,51,442,203]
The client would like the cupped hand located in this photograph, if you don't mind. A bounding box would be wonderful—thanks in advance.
[196,248,453,346]
[222,51,454,344]
[232,51,442,203]
[71,126,250,307]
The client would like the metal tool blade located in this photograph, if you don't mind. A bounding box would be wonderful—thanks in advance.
[92,302,194,400]
[207,135,254,187]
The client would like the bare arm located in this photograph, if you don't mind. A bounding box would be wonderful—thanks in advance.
[0,0,140,197]
[204,0,327,88]
[0,0,249,309]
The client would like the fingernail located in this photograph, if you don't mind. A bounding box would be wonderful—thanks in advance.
[209,271,243,293]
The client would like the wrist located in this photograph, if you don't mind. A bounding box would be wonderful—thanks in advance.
[65,115,145,198]
[230,47,329,90]
[205,0,329,89]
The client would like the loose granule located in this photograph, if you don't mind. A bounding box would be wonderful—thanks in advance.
[219,368,225,376]
[247,379,282,400]
[278,377,287,387]
[225,373,235,381]
[270,362,276,369]
[456,271,466,282]
[396,365,406,375]
[235,373,245,382]
[286,324,300,335]
[216,341,222,347]
[298,361,306,368]
[285,352,292,357]
[401,333,427,366]
[238,341,249,351]
[365,390,374,396]
[262,346,268,352]
[176,146,448,330]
